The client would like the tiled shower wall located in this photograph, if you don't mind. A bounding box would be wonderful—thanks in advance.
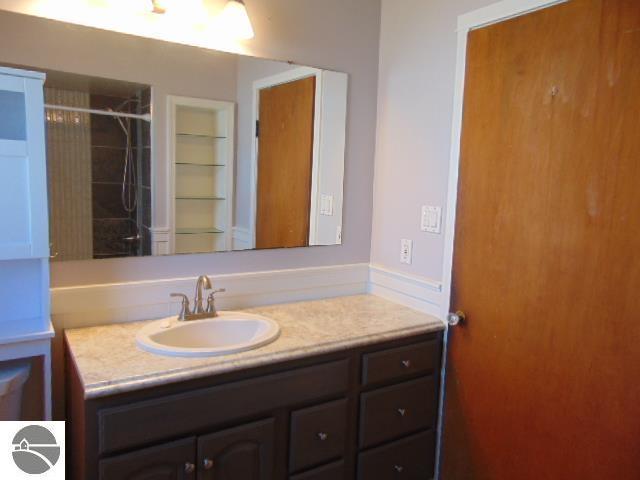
[90,88,151,258]
[136,87,152,257]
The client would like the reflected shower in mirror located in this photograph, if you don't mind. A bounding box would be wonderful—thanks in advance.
[0,9,347,260]
[44,76,152,260]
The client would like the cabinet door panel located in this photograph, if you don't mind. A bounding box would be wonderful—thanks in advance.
[0,72,48,259]
[197,419,275,480]
[99,437,196,480]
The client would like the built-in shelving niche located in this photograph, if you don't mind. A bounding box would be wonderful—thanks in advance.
[169,97,235,254]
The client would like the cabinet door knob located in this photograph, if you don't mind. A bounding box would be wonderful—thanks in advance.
[394,464,404,473]
[184,462,196,474]
[317,432,328,441]
[203,458,214,470]
[397,408,406,417]
[401,360,411,368]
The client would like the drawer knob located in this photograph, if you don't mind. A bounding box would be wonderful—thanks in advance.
[317,432,329,441]
[203,458,214,470]
[394,464,404,473]
[184,462,196,474]
[401,360,411,368]
[397,408,406,417]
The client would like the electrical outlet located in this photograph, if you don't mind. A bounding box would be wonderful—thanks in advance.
[421,205,442,234]
[400,239,413,264]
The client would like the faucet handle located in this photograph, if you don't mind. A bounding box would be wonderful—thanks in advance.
[206,288,226,316]
[170,293,191,320]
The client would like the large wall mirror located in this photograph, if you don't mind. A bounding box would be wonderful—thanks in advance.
[0,10,347,260]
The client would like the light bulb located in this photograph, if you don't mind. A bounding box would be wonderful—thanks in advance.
[218,0,254,40]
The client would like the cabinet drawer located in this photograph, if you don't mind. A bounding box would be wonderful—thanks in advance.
[359,376,437,449]
[99,360,349,454]
[362,339,440,387]
[357,430,436,480]
[289,399,348,472]
[290,460,345,480]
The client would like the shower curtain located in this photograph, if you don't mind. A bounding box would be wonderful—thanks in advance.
[45,88,93,261]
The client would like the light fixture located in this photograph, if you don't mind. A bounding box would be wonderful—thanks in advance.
[150,0,167,14]
[218,0,255,40]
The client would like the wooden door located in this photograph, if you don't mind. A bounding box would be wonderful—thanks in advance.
[99,437,196,480]
[441,1,640,479]
[197,419,275,480]
[256,76,315,249]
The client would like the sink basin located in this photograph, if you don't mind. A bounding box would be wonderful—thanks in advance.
[136,312,280,357]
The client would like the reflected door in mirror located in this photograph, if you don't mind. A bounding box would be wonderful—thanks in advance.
[256,76,316,249]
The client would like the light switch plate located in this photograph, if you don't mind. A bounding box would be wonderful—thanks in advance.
[421,205,442,234]
[320,194,334,216]
[400,239,413,265]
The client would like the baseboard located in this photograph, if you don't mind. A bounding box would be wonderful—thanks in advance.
[51,263,370,330]
[232,226,252,251]
[368,264,444,318]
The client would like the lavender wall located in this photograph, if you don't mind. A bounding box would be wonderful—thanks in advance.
[0,0,381,287]
[370,0,495,281]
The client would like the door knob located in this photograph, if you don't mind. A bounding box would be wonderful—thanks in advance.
[447,310,466,326]
[203,458,214,470]
[184,462,196,474]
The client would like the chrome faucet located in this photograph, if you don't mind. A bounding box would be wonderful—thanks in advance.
[194,275,212,314]
[170,275,226,321]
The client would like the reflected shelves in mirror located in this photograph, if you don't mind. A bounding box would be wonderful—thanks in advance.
[175,162,226,166]
[175,228,224,235]
[175,195,226,200]
[176,132,227,139]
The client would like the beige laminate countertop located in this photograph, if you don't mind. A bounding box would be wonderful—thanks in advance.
[65,294,445,399]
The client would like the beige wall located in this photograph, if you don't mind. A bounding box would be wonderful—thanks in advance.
[371,0,495,281]
[0,0,381,287]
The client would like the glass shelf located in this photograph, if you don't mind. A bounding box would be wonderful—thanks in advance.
[176,227,224,235]
[175,162,226,167]
[176,195,226,200]
[176,132,227,139]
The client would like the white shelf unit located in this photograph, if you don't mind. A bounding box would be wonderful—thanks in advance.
[168,97,235,254]
[0,66,53,420]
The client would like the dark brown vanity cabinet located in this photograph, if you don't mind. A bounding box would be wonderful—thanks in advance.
[67,331,443,480]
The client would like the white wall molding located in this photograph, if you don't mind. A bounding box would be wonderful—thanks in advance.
[51,263,370,330]
[150,227,170,256]
[367,264,443,319]
[51,263,448,331]
[232,226,252,251]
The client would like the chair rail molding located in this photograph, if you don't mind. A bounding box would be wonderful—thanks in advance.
[367,264,443,319]
[51,263,371,330]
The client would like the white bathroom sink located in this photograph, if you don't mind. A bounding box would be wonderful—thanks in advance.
[136,312,280,357]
